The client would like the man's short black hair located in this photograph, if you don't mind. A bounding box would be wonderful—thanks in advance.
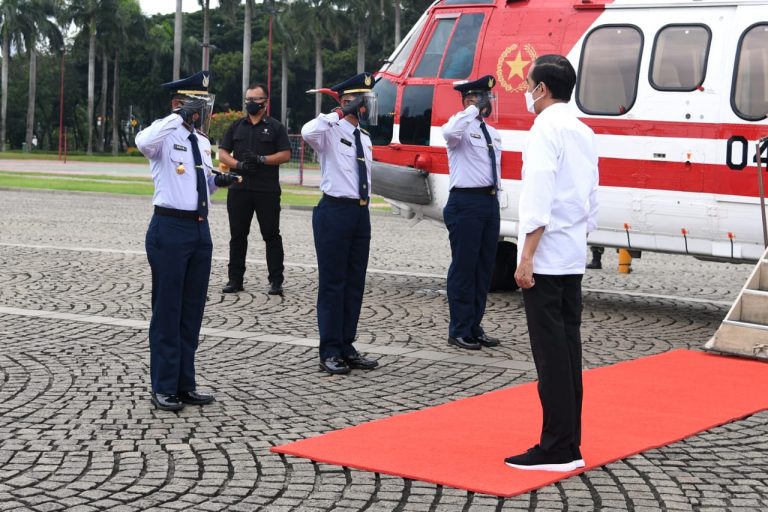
[246,83,268,97]
[531,55,576,102]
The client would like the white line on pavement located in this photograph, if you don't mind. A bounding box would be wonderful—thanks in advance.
[0,242,734,306]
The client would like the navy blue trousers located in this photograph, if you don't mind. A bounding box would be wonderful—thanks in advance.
[312,197,371,359]
[522,274,583,456]
[145,214,212,394]
[443,190,500,338]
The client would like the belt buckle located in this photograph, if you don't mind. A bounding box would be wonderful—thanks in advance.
[490,189,496,195]
[359,198,368,206]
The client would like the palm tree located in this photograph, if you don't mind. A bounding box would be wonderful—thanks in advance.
[67,0,118,155]
[0,0,32,151]
[21,0,63,151]
[289,0,338,116]
[106,0,144,155]
[340,0,377,73]
[173,0,182,80]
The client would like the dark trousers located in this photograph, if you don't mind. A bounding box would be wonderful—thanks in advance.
[443,191,500,338]
[145,215,212,394]
[312,197,371,359]
[226,189,284,285]
[522,273,584,456]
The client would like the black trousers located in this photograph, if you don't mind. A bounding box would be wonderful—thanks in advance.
[145,214,212,394]
[443,190,500,338]
[312,197,371,359]
[521,273,583,456]
[226,189,284,285]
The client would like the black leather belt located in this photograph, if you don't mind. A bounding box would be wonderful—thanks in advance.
[322,193,368,206]
[154,205,204,220]
[451,186,496,195]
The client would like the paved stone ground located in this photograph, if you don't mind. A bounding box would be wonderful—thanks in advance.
[0,188,766,511]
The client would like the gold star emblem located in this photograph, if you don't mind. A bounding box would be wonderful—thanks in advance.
[496,44,537,93]
[505,52,530,81]
[176,164,185,175]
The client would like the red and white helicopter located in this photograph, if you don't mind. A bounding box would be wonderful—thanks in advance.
[365,0,768,289]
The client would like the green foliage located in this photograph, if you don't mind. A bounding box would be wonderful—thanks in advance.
[208,109,245,143]
[2,0,436,153]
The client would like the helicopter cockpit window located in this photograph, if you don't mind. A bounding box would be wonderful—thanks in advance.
[732,23,768,121]
[650,24,710,91]
[365,78,396,146]
[577,25,643,115]
[440,14,483,79]
[413,18,456,77]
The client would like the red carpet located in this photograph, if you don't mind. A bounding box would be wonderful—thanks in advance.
[272,350,768,497]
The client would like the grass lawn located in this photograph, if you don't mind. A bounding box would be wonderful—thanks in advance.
[0,171,387,208]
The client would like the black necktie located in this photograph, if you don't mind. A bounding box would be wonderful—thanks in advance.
[479,122,498,191]
[188,132,208,218]
[353,128,368,204]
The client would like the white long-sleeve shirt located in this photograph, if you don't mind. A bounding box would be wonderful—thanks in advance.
[135,114,217,211]
[301,112,372,199]
[441,105,502,191]
[517,102,599,274]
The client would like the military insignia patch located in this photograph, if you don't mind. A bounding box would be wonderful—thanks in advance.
[365,75,372,87]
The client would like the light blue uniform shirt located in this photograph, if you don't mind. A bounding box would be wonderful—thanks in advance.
[135,114,218,211]
[442,105,502,191]
[301,112,372,199]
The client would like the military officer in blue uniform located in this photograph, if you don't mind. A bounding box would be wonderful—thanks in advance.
[301,72,380,375]
[442,75,503,351]
[136,71,239,411]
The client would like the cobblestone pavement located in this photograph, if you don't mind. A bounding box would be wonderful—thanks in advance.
[0,189,766,511]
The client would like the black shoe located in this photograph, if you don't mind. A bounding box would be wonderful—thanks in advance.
[475,334,500,347]
[222,281,244,293]
[505,445,586,472]
[268,281,283,296]
[151,392,184,411]
[448,336,481,350]
[344,353,379,370]
[178,390,215,405]
[319,356,351,375]
[585,260,602,269]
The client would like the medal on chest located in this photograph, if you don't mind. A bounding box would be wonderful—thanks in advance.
[176,164,185,175]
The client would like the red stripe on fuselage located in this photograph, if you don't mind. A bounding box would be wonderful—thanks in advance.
[373,145,764,198]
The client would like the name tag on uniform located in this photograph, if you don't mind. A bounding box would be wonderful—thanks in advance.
[173,144,187,152]
[340,138,352,147]
[470,133,481,139]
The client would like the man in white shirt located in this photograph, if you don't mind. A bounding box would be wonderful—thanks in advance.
[505,55,599,472]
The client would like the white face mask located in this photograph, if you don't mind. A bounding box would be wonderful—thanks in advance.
[524,83,542,114]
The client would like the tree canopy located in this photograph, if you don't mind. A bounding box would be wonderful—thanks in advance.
[0,0,433,152]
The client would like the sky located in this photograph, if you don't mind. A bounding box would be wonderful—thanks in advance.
[137,0,209,16]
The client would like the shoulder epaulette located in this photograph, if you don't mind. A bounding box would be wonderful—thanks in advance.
[359,127,370,136]
[195,129,210,141]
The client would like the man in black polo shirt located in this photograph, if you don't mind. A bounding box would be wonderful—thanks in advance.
[218,84,291,295]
